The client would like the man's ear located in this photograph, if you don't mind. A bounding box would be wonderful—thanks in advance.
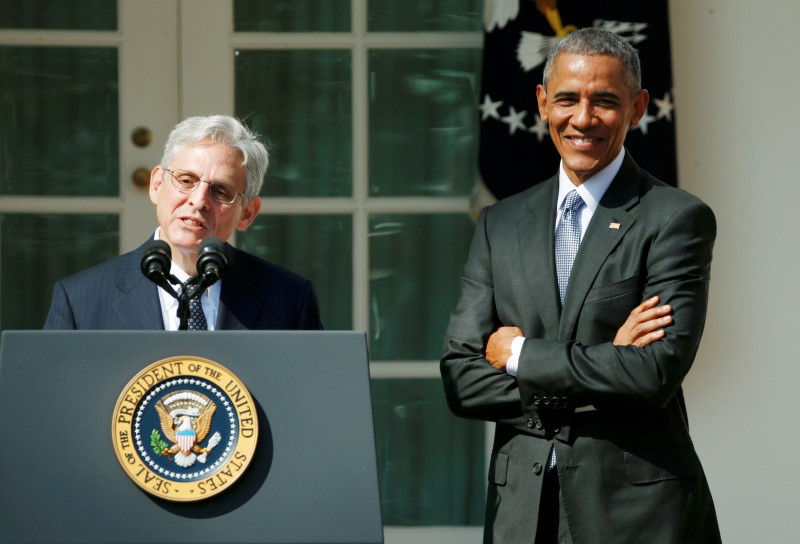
[149,166,163,205]
[629,89,650,127]
[535,84,549,123]
[236,196,261,231]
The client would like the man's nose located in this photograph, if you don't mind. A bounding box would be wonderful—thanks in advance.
[189,180,213,209]
[571,101,595,128]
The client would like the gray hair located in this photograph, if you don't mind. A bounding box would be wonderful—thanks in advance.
[160,115,269,203]
[542,28,642,94]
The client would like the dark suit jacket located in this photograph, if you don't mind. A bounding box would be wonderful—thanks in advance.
[44,240,323,331]
[441,153,721,543]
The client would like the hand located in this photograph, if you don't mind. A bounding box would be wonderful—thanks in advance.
[486,326,524,370]
[613,296,672,348]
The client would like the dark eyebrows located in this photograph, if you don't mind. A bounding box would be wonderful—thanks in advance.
[552,91,579,100]
[551,90,623,102]
[594,90,622,102]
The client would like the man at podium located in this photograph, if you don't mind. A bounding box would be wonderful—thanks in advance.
[44,115,322,331]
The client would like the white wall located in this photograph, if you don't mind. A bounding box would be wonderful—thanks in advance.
[670,1,800,542]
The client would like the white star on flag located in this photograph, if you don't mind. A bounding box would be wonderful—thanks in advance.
[479,94,503,121]
[529,114,549,142]
[501,106,527,135]
[654,91,674,121]
[635,110,656,135]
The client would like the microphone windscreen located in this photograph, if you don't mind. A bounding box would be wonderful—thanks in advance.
[197,237,227,280]
[199,237,224,255]
[140,240,172,279]
[147,240,171,258]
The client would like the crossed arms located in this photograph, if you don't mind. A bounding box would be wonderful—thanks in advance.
[440,196,716,425]
[485,295,673,371]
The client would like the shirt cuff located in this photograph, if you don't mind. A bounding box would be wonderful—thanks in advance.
[506,335,526,377]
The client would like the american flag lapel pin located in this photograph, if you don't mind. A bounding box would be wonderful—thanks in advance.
[609,222,621,230]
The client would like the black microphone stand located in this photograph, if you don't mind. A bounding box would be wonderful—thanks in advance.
[142,253,212,331]
[141,238,226,331]
[175,279,194,331]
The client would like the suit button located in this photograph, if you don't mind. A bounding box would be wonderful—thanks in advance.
[535,420,543,430]
[553,426,561,434]
[532,463,543,475]
[527,418,534,428]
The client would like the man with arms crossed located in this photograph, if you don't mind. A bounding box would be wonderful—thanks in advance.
[441,29,720,543]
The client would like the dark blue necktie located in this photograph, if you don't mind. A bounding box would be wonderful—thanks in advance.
[187,293,208,330]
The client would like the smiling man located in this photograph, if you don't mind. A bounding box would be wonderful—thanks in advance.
[441,29,720,543]
[45,115,322,331]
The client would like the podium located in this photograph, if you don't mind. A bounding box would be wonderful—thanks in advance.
[0,330,383,544]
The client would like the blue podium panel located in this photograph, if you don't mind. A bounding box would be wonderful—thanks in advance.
[0,330,383,544]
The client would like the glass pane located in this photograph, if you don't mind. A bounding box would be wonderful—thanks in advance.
[369,214,474,360]
[0,214,119,331]
[369,49,480,196]
[372,378,485,526]
[235,50,352,197]
[0,46,119,196]
[0,0,117,30]
[236,214,352,330]
[368,0,482,32]
[234,0,350,32]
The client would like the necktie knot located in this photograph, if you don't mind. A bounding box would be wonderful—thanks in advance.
[562,189,584,213]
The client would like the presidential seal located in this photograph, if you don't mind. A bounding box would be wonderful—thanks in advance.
[112,356,258,501]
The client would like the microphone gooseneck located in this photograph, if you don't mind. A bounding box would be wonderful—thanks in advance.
[140,237,226,330]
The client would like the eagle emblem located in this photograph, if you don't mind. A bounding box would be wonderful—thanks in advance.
[152,390,221,468]
[113,356,259,501]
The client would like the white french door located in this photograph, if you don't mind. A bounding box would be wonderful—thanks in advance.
[0,1,486,542]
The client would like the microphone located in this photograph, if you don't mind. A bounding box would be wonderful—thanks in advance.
[178,238,226,329]
[196,237,227,285]
[141,240,173,289]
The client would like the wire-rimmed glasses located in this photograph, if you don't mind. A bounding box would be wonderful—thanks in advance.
[163,168,245,205]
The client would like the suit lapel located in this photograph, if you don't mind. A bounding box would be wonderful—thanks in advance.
[113,279,163,329]
[558,154,642,340]
[518,177,561,338]
[112,244,163,329]
[217,244,258,330]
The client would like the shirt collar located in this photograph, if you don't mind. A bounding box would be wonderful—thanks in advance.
[557,147,626,212]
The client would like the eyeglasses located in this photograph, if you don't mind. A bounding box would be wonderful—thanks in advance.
[163,168,245,205]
